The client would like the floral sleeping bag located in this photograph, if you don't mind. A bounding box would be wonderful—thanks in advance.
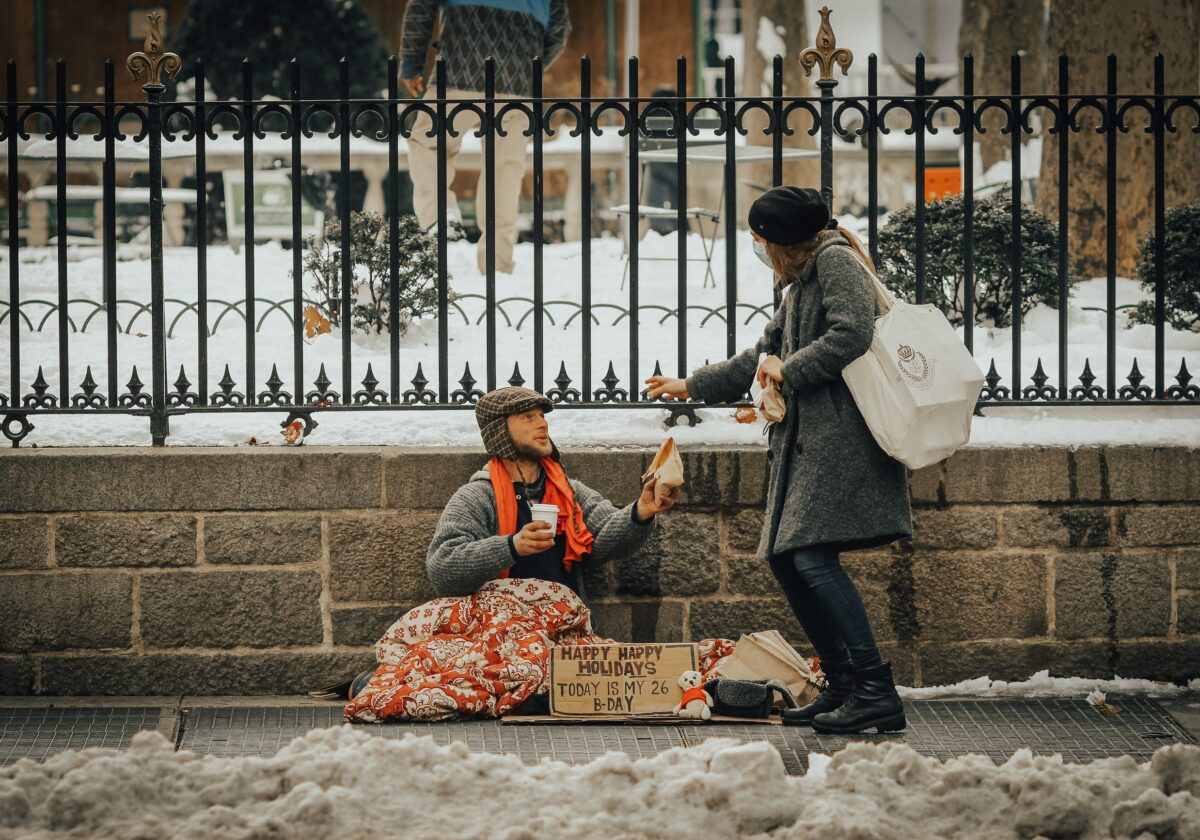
[344,578,734,722]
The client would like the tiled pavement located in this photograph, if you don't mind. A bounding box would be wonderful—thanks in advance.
[0,705,174,765]
[1,696,1195,774]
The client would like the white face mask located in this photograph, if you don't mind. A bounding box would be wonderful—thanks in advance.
[752,239,773,270]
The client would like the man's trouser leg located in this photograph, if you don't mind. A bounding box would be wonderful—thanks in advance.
[475,100,528,275]
[408,88,474,231]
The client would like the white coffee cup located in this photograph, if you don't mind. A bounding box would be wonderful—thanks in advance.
[529,503,559,535]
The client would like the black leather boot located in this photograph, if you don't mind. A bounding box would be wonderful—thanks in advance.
[781,663,855,727]
[810,661,906,734]
[347,668,375,700]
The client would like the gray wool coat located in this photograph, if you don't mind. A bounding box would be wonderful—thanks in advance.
[686,230,912,559]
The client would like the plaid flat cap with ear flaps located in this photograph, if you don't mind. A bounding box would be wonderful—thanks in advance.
[474,386,555,461]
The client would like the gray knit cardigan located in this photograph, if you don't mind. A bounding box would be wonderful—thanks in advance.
[426,469,655,600]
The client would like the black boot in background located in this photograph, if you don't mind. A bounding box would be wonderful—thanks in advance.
[810,661,906,734]
[781,663,855,727]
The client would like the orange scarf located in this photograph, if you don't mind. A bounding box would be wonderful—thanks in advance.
[489,457,595,578]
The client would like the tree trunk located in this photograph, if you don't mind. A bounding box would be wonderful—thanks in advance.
[958,0,1045,171]
[739,0,818,215]
[1036,0,1200,279]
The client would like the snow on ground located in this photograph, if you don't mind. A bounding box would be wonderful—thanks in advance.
[1,727,1198,839]
[965,405,1200,448]
[1,234,1196,448]
[15,401,1200,449]
[899,670,1200,700]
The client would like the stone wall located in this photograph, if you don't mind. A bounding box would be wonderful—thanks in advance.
[1,445,1197,695]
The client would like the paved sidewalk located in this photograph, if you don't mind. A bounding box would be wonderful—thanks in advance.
[2,694,1196,774]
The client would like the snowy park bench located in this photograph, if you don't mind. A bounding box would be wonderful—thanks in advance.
[23,184,196,247]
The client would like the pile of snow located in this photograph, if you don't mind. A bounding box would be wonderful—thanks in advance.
[1,728,1197,839]
[900,670,1200,700]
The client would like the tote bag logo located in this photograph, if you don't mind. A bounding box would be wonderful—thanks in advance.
[896,344,935,389]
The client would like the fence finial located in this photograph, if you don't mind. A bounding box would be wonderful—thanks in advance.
[800,6,853,81]
[126,11,180,87]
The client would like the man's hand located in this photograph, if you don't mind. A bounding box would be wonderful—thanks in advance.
[512,520,555,556]
[636,475,678,522]
[401,76,425,98]
[757,355,784,389]
[644,375,689,401]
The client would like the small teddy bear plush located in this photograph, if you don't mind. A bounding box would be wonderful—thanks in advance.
[674,670,713,720]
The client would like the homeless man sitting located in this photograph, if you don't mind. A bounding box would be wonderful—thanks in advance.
[426,385,679,599]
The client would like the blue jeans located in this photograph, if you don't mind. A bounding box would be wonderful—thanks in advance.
[769,546,883,671]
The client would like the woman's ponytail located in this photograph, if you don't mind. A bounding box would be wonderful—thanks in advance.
[763,225,878,289]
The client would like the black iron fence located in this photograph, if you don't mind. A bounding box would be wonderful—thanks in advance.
[1,13,1198,447]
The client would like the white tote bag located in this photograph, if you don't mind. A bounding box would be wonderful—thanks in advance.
[842,260,986,470]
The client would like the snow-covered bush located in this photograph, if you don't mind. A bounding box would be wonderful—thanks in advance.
[877,187,1064,327]
[1131,203,1200,332]
[301,211,444,336]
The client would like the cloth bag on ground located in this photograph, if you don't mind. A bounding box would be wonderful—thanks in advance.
[705,678,799,719]
[641,436,684,505]
[841,257,986,470]
[749,353,787,425]
[716,630,821,706]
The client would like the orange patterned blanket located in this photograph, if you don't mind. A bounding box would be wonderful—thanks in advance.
[344,578,734,722]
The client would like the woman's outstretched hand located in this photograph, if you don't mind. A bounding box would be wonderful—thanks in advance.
[644,376,689,400]
[757,355,784,388]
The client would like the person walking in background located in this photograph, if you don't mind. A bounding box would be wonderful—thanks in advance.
[400,0,571,275]
[645,186,913,736]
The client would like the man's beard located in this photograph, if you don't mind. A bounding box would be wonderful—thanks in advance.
[514,438,553,460]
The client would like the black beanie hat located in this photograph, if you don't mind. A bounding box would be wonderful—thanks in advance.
[748,186,830,246]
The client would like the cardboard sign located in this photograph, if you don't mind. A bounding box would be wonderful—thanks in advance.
[549,643,698,717]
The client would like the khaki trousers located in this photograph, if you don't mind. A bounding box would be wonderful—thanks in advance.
[408,88,528,275]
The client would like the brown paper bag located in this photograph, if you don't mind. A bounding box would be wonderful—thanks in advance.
[752,355,787,425]
[717,631,820,706]
[760,379,787,424]
[641,436,684,506]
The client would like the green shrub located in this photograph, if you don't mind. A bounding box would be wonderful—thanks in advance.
[302,211,444,335]
[1131,203,1200,332]
[877,187,1065,327]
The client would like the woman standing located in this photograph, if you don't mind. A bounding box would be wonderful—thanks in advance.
[646,186,912,735]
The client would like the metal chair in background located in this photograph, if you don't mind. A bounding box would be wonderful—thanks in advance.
[610,113,724,289]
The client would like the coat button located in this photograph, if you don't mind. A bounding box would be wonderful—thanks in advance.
[795,442,803,455]
[767,449,775,464]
